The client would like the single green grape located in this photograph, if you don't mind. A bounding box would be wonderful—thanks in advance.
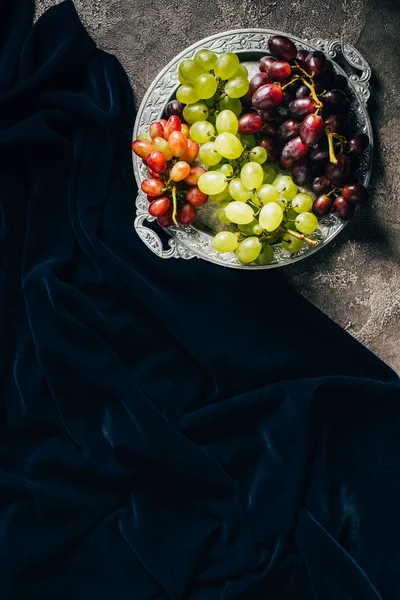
[137,132,152,141]
[239,134,257,149]
[214,231,239,253]
[225,76,250,99]
[215,133,243,160]
[225,201,254,224]
[292,193,313,214]
[262,164,276,184]
[209,187,232,204]
[197,171,227,195]
[281,233,303,253]
[199,142,222,166]
[189,120,215,144]
[253,223,263,236]
[272,175,298,201]
[194,73,218,100]
[176,84,200,105]
[236,237,262,263]
[238,218,258,236]
[250,146,268,164]
[233,64,249,78]
[218,96,242,117]
[214,52,240,79]
[295,212,318,234]
[217,202,232,223]
[178,59,205,83]
[255,244,274,265]
[257,184,279,205]
[193,48,217,71]
[276,195,288,210]
[221,164,234,177]
[216,110,239,135]
[229,178,251,202]
[183,103,209,124]
[259,203,284,231]
[240,162,264,191]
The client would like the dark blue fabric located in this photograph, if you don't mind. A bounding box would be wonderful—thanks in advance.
[0,1,399,598]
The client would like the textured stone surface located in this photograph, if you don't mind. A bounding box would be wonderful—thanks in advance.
[36,0,400,372]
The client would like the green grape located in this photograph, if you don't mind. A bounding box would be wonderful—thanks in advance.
[295,212,318,234]
[176,84,200,105]
[221,164,234,177]
[217,202,231,223]
[259,203,284,231]
[137,132,152,141]
[253,223,263,236]
[199,142,222,166]
[240,162,264,191]
[218,96,242,117]
[214,231,239,253]
[225,76,250,99]
[179,59,204,83]
[238,218,258,236]
[239,134,256,149]
[178,71,190,84]
[209,187,232,204]
[214,52,240,79]
[257,184,279,205]
[183,103,209,123]
[193,49,217,71]
[236,237,262,263]
[262,164,276,184]
[225,201,254,224]
[195,73,218,100]
[198,171,227,195]
[276,195,288,210]
[189,120,215,144]
[272,175,298,201]
[250,146,268,164]
[255,244,274,265]
[292,193,313,214]
[215,133,243,160]
[229,178,251,202]
[233,64,249,78]
[281,233,303,253]
[216,110,239,135]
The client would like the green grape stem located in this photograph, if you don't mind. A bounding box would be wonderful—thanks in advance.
[280,227,318,247]
[172,185,179,226]
[325,129,338,164]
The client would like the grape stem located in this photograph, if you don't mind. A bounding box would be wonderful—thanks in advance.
[281,227,318,246]
[172,185,179,226]
[326,187,341,198]
[325,129,338,164]
[298,77,323,109]
[281,76,300,90]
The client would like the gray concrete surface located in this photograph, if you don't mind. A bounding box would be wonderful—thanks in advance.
[37,0,400,373]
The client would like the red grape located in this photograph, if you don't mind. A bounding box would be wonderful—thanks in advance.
[259,56,277,73]
[149,121,164,140]
[184,166,206,186]
[132,140,154,160]
[331,73,348,90]
[291,157,311,186]
[157,207,173,227]
[186,186,208,207]
[279,156,293,170]
[268,60,292,82]
[250,72,271,94]
[325,114,346,133]
[148,196,171,217]
[324,89,349,110]
[178,203,197,225]
[141,178,164,196]
[259,136,279,161]
[148,167,161,179]
[296,84,310,98]
[305,50,327,75]
[300,113,325,146]
[166,100,184,120]
[180,123,189,137]
[268,35,297,61]
[147,151,167,174]
[289,97,316,119]
[278,119,300,141]
[238,112,263,134]
[282,136,309,161]
[180,139,199,163]
[348,133,369,154]
[333,196,355,220]
[167,131,188,157]
[170,161,190,182]
[252,84,283,109]
[164,115,181,140]
[342,182,368,204]
[311,175,331,194]
[325,155,350,185]
[313,194,333,217]
[296,49,309,67]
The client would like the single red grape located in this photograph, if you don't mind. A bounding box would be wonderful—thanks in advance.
[325,155,350,185]
[178,203,197,225]
[268,60,292,82]
[289,97,316,119]
[291,157,311,186]
[157,207,173,227]
[238,112,264,134]
[259,136,279,161]
[252,84,283,109]
[148,196,171,217]
[149,121,164,140]
[166,100,185,120]
[250,72,271,94]
[348,133,369,154]
[282,136,309,161]
[278,119,300,141]
[342,182,368,204]
[147,151,167,174]
[132,139,154,160]
[259,56,277,73]
[268,35,297,61]
[333,196,355,220]
[305,50,327,75]
[186,186,208,207]
[141,178,164,196]
[311,175,331,194]
[313,195,333,217]
[300,114,325,146]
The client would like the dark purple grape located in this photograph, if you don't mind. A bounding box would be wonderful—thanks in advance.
[284,79,302,95]
[324,59,334,75]
[250,72,271,95]
[278,119,299,141]
[291,157,311,186]
[300,114,325,146]
[296,84,311,98]
[282,136,309,161]
[166,100,185,119]
[289,97,316,119]
[241,89,253,108]
[262,122,278,136]
[259,108,278,122]
[260,136,279,161]
[348,133,369,154]
[296,49,309,67]
[276,104,290,119]
[282,92,294,106]
[311,175,331,194]
[268,35,297,61]
[333,196,355,220]
[310,145,330,164]
[259,56,276,73]
[252,84,283,109]
[306,50,327,75]
[324,89,349,110]
[325,155,350,185]
[330,73,348,90]
[238,112,264,134]
[268,60,292,82]
[325,114,346,133]
[342,182,368,204]
[313,195,333,217]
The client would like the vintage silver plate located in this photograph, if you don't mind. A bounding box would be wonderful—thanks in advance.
[133,29,373,269]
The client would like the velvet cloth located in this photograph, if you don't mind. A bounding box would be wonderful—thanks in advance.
[0,1,399,598]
